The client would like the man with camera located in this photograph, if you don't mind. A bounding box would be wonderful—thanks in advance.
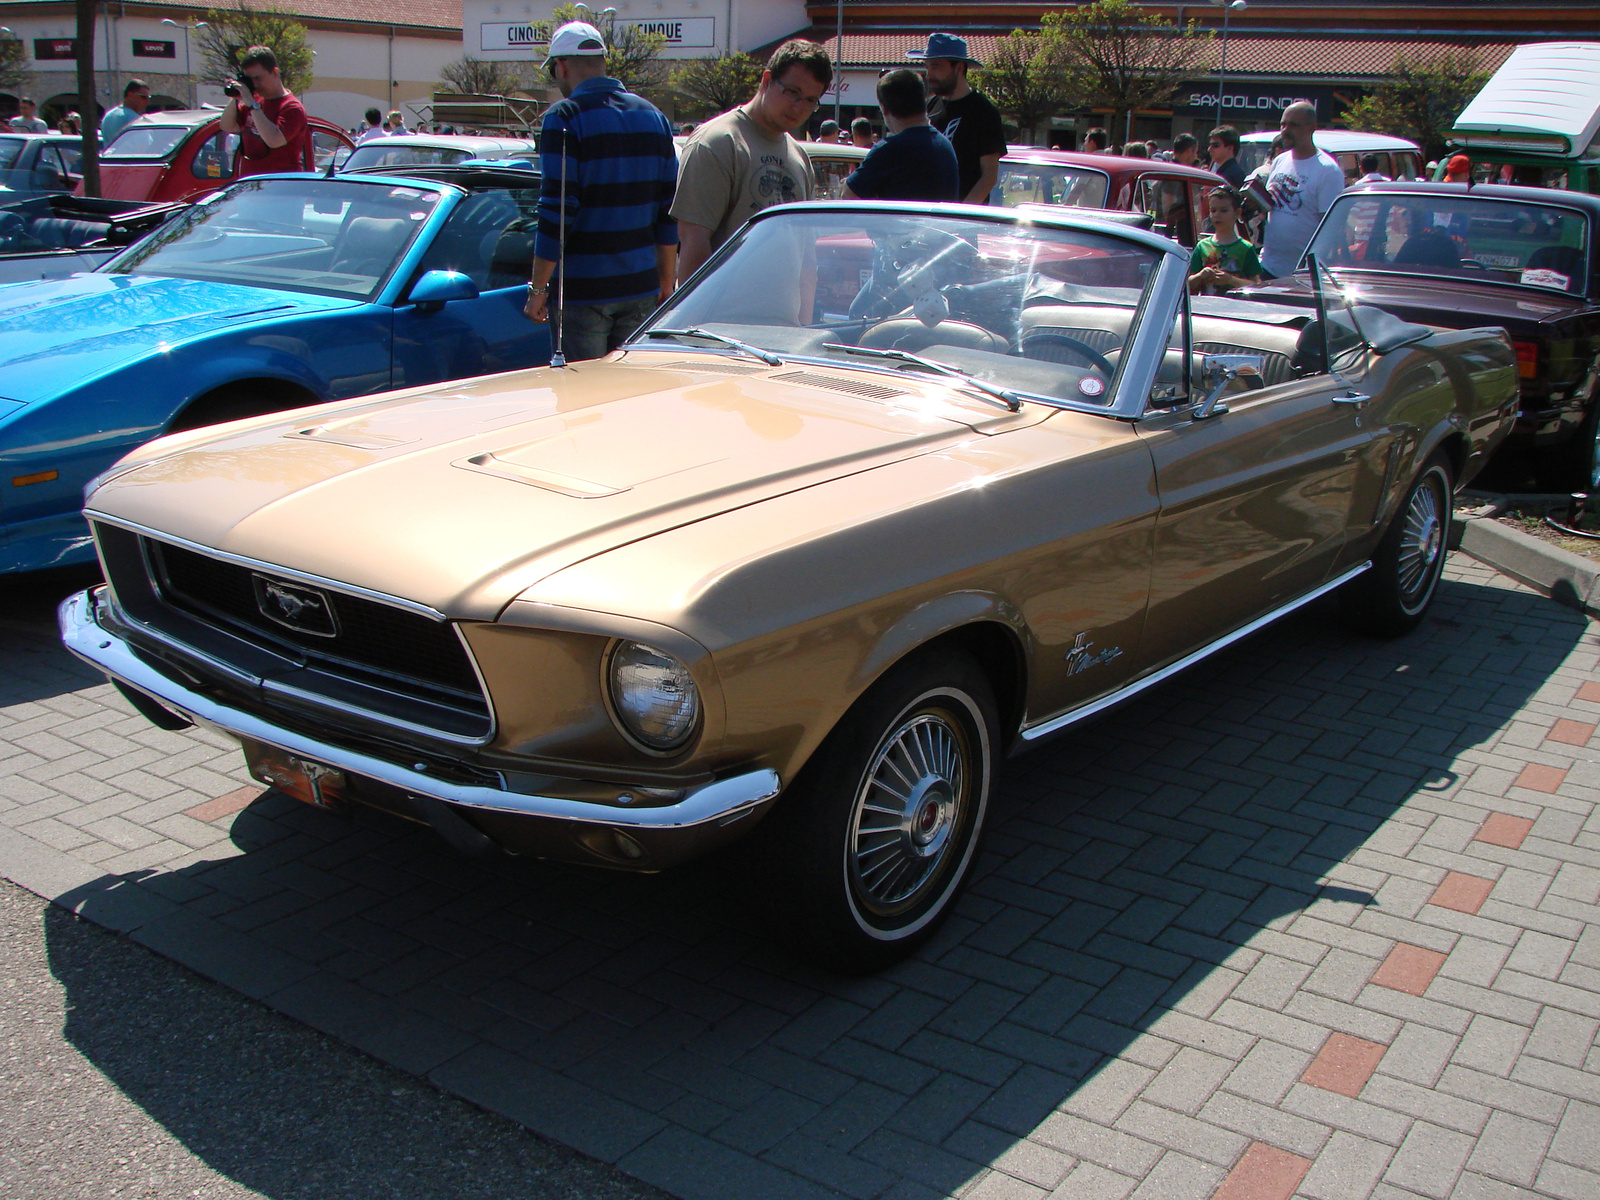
[219,46,309,176]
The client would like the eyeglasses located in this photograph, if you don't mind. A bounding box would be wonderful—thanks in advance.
[772,79,822,110]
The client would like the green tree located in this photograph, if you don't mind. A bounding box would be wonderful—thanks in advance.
[1040,0,1211,144]
[438,57,531,96]
[1339,49,1491,160]
[671,51,762,118]
[0,32,27,92]
[197,2,314,93]
[975,30,1074,143]
[549,4,666,93]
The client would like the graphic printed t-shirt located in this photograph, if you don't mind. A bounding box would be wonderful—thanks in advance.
[670,108,813,252]
[1189,234,1262,292]
[927,91,1006,202]
[237,92,310,176]
[844,125,959,201]
[1259,148,1344,277]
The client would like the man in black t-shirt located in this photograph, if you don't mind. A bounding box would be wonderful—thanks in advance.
[909,32,1006,205]
[843,69,958,202]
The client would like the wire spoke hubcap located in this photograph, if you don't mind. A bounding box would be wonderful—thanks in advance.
[1397,478,1443,602]
[850,711,968,915]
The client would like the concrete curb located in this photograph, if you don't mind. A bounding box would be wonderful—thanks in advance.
[1456,512,1600,618]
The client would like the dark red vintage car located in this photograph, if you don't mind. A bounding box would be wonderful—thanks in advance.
[80,109,354,204]
[994,149,1227,249]
[1244,182,1600,487]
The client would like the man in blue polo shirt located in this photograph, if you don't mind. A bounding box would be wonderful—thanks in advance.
[524,21,678,362]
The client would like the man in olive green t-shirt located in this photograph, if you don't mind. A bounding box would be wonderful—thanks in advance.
[672,39,832,284]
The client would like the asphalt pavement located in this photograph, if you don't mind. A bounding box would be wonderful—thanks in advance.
[0,876,667,1200]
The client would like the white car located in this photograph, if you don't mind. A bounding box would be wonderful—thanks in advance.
[1237,129,1423,185]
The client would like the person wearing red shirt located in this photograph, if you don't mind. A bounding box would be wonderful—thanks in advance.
[219,45,310,176]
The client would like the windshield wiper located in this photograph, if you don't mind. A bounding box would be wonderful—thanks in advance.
[643,327,783,366]
[822,343,1022,412]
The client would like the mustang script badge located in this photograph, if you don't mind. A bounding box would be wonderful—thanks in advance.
[252,574,339,637]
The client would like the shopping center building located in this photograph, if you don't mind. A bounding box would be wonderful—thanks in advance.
[464,0,1595,142]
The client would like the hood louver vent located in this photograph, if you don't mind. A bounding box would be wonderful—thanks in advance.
[772,371,909,400]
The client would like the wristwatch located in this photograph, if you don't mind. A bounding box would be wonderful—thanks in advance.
[527,283,548,295]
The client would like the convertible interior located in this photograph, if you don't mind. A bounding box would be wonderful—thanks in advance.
[653,214,1341,409]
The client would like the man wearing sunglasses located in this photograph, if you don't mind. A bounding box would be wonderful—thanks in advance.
[673,39,832,284]
[1207,125,1246,191]
[524,20,679,361]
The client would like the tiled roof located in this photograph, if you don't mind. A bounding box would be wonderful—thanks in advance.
[820,33,1519,80]
[0,0,461,33]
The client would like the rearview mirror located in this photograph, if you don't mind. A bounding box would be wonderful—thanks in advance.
[406,269,479,310]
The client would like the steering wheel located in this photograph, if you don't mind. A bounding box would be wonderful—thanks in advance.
[1023,332,1115,376]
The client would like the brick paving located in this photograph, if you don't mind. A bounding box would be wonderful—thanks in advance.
[4,552,1600,1200]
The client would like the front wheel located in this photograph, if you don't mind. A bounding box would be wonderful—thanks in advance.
[757,649,1000,973]
[1344,453,1452,637]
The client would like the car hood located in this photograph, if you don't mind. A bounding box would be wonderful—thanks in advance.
[0,273,354,404]
[86,353,1043,621]
[1247,273,1584,328]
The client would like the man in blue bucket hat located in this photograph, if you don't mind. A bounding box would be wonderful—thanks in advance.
[908,32,1006,204]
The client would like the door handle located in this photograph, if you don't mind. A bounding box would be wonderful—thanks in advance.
[1333,391,1371,407]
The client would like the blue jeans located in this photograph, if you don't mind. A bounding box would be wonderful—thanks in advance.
[557,294,660,362]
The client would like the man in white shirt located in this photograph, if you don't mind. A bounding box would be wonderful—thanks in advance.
[9,98,48,133]
[1249,101,1345,278]
[355,108,386,144]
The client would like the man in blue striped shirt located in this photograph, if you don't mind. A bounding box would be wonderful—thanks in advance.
[523,21,678,361]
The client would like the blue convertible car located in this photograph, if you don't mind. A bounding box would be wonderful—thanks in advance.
[0,167,552,572]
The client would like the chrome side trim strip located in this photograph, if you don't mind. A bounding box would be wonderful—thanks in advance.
[85,512,448,622]
[1020,563,1371,743]
[60,589,780,829]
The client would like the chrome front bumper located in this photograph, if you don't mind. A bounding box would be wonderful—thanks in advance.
[59,588,781,858]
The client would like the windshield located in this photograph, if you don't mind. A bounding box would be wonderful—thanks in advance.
[102,124,191,160]
[0,139,22,170]
[107,176,439,299]
[1308,192,1591,294]
[639,209,1167,409]
[995,162,1109,209]
[343,144,473,171]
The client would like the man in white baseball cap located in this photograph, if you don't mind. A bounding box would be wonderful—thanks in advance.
[524,19,679,361]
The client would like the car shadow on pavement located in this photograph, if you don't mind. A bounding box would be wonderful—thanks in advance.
[45,573,1592,1200]
[0,564,104,705]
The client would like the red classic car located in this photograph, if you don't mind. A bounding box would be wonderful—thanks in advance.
[82,109,354,204]
[995,149,1227,249]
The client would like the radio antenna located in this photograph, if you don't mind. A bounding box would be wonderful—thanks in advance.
[549,125,568,369]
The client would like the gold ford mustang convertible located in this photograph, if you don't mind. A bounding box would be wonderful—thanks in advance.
[61,203,1518,970]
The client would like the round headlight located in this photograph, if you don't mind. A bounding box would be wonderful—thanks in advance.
[608,641,701,751]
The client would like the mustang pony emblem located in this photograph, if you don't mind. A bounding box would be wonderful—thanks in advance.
[1063,632,1123,676]
[252,575,338,637]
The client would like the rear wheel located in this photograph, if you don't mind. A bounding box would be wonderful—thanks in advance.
[1344,453,1452,637]
[758,649,999,973]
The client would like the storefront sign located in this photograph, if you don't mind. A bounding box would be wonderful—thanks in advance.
[132,39,176,59]
[621,17,714,48]
[820,71,878,103]
[33,38,77,60]
[480,21,551,52]
[1176,85,1336,118]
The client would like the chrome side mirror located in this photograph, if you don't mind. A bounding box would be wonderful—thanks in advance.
[1194,353,1265,420]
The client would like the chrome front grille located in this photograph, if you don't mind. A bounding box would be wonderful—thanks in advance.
[91,521,491,741]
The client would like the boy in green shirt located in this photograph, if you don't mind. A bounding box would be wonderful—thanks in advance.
[1189,186,1262,294]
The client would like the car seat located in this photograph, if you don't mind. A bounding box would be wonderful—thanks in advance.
[1525,245,1584,291]
[859,319,1009,354]
[1392,229,1463,269]
[330,217,408,278]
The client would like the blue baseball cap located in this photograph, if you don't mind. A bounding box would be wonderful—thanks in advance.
[907,32,981,68]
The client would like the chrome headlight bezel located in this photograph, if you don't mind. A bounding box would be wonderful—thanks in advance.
[604,639,702,754]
